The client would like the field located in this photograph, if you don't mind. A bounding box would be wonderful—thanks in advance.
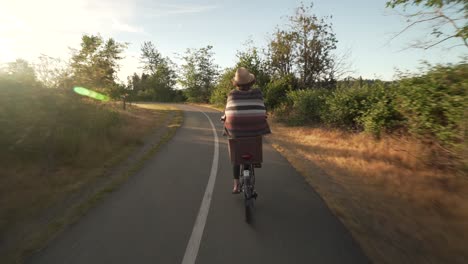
[268,121,468,264]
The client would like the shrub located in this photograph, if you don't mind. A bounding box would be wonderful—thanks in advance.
[396,63,467,153]
[357,81,403,138]
[0,75,124,165]
[322,84,369,129]
[285,88,329,125]
[264,74,296,110]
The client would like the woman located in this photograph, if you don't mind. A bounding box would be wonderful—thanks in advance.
[222,67,271,193]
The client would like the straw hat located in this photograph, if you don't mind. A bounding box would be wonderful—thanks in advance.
[232,67,255,86]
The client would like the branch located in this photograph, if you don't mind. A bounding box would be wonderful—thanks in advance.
[437,13,468,47]
[386,15,444,45]
[437,10,461,30]
[424,35,456,49]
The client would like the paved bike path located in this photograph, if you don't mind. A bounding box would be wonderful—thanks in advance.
[28,104,369,264]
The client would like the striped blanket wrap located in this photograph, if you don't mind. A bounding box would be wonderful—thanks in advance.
[224,88,271,138]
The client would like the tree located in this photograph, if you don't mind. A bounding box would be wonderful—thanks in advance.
[136,41,178,101]
[329,48,356,81]
[179,45,219,102]
[235,41,270,89]
[267,3,338,88]
[267,30,296,78]
[210,67,236,106]
[2,59,39,86]
[70,34,127,94]
[289,3,338,88]
[35,54,71,89]
[386,0,468,49]
[210,43,271,106]
[140,41,166,75]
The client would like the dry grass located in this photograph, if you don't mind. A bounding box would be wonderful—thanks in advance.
[188,102,224,112]
[268,121,468,264]
[0,103,176,263]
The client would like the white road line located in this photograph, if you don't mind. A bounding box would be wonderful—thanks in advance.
[181,108,219,264]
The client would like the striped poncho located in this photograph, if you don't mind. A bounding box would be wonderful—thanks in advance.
[224,88,271,138]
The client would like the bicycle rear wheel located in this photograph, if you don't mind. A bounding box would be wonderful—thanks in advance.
[243,166,255,223]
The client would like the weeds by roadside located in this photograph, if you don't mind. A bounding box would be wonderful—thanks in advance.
[0,98,182,264]
[268,121,468,264]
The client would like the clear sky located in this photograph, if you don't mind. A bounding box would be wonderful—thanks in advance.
[0,0,466,82]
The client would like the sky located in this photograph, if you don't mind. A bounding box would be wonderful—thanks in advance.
[0,0,466,82]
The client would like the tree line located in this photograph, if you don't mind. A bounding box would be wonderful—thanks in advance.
[1,0,466,168]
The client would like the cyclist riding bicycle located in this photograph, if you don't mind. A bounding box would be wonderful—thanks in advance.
[221,67,271,194]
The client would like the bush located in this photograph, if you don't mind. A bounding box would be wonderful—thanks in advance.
[396,63,467,152]
[357,81,403,138]
[284,88,329,125]
[317,81,401,136]
[264,74,296,110]
[0,75,124,165]
[321,84,369,129]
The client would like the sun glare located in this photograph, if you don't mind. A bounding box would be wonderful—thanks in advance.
[0,40,15,63]
[73,87,110,101]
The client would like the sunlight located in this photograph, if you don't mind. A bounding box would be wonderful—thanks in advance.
[0,40,15,62]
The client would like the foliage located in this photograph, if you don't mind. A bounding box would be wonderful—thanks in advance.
[264,74,297,110]
[275,61,466,162]
[0,67,123,164]
[210,67,235,106]
[386,0,467,49]
[179,45,219,103]
[70,34,127,95]
[284,88,329,125]
[395,63,467,150]
[210,43,271,107]
[140,41,166,75]
[267,2,338,88]
[275,79,402,136]
[290,3,338,87]
[34,55,71,89]
[235,43,270,89]
[267,30,295,77]
[386,0,466,9]
[4,59,38,86]
[357,82,403,137]
[128,41,180,102]
[321,84,370,129]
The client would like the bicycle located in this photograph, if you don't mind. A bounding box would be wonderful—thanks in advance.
[228,136,262,223]
[221,116,263,223]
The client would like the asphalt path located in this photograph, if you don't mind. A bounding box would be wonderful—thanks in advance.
[28,104,369,264]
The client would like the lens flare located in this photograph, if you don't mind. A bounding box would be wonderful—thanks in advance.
[73,87,109,101]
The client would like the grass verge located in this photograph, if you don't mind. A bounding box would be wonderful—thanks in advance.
[268,121,468,264]
[1,103,183,264]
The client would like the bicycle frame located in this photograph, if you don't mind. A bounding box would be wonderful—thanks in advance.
[240,164,256,198]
